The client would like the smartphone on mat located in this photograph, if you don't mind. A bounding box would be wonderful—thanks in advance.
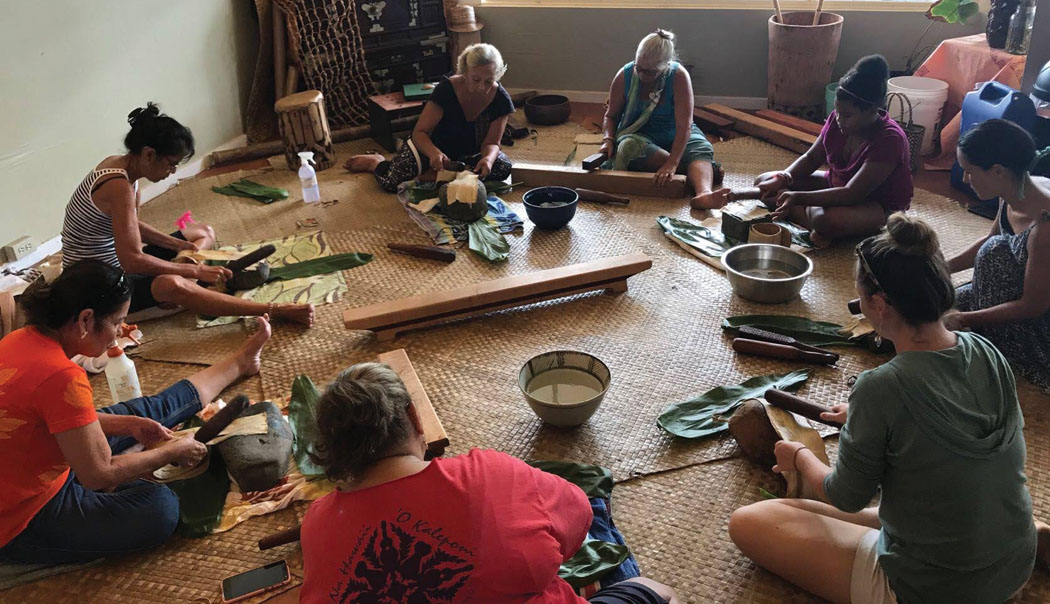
[221,560,291,603]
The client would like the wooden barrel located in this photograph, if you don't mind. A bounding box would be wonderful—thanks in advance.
[768,12,844,122]
[274,90,335,171]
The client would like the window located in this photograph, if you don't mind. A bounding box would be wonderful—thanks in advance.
[464,0,930,11]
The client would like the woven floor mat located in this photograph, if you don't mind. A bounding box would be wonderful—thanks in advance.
[132,311,249,367]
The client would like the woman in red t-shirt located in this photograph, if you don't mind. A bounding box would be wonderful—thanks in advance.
[754,55,913,247]
[296,363,679,604]
[0,260,272,564]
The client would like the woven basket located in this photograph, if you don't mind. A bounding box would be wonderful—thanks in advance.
[886,92,925,172]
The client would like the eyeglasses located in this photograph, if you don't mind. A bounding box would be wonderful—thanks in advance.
[164,157,181,170]
[635,65,666,78]
[855,243,885,295]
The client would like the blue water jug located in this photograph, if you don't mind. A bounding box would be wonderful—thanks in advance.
[952,81,1036,217]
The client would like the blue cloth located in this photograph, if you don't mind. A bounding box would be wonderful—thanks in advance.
[589,497,641,588]
[0,380,203,565]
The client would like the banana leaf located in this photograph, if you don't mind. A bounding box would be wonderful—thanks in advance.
[657,369,810,439]
[288,375,326,479]
[267,253,373,282]
[213,178,289,204]
[558,539,631,590]
[758,487,779,500]
[657,215,729,258]
[467,220,510,262]
[528,461,614,499]
[722,315,857,347]
[167,448,231,538]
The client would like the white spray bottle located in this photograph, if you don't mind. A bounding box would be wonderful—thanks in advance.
[298,151,321,204]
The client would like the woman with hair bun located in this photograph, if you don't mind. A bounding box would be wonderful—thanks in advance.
[948,118,1050,390]
[345,43,515,192]
[728,213,1042,604]
[60,102,313,325]
[0,260,272,564]
[599,30,723,210]
[755,55,914,246]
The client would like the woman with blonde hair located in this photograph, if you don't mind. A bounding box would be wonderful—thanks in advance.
[345,43,515,191]
[599,30,724,209]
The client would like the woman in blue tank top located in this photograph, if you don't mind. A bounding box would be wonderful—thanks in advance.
[598,30,724,209]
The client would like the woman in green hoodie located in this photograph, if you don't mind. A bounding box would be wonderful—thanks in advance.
[728,213,1042,604]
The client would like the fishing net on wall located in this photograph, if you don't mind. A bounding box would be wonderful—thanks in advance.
[273,0,378,128]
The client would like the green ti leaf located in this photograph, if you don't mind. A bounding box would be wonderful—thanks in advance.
[467,220,510,262]
[657,370,810,439]
[528,460,614,499]
[758,487,780,500]
[166,447,231,538]
[288,375,326,479]
[266,253,373,282]
[558,539,631,590]
[213,178,289,204]
[657,215,730,258]
[722,315,856,347]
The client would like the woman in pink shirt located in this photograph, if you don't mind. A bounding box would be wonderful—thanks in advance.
[755,55,913,247]
[295,363,679,604]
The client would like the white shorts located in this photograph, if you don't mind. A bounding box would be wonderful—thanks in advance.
[850,529,897,604]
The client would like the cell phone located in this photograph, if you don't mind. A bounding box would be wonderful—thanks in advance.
[221,560,291,603]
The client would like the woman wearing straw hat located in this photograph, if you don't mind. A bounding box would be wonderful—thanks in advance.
[599,30,724,210]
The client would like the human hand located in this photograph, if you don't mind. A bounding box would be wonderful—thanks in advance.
[175,238,199,252]
[428,151,450,171]
[772,440,807,474]
[599,139,616,161]
[129,417,173,447]
[168,436,208,467]
[820,403,849,426]
[756,172,789,203]
[771,190,802,220]
[942,310,969,332]
[473,156,494,180]
[195,264,232,284]
[654,160,677,187]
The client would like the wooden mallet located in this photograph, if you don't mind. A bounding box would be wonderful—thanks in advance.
[764,388,842,428]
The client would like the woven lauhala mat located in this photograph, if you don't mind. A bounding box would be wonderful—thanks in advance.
[86,359,265,410]
[132,312,249,367]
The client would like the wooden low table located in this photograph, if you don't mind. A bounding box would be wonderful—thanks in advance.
[367,92,425,152]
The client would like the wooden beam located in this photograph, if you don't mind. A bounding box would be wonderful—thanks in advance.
[702,104,816,154]
[694,108,734,132]
[378,348,449,458]
[344,253,653,340]
[755,110,824,137]
[513,163,688,198]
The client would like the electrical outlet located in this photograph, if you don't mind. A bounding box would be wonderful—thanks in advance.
[3,236,35,262]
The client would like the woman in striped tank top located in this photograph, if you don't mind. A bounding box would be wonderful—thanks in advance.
[61,104,313,325]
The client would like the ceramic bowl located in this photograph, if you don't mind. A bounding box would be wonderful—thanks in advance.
[721,243,813,303]
[522,186,579,230]
[524,94,571,126]
[518,351,611,427]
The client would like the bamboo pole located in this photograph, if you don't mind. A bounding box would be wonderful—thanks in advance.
[812,0,825,25]
[273,5,287,100]
[772,0,784,23]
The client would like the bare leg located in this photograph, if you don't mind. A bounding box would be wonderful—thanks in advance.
[179,223,216,251]
[729,498,875,603]
[1036,519,1050,571]
[344,154,385,173]
[151,275,314,326]
[806,201,887,246]
[617,577,682,604]
[186,316,272,403]
[688,160,731,210]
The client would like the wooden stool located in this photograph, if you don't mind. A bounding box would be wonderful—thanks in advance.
[367,92,425,152]
[274,90,335,171]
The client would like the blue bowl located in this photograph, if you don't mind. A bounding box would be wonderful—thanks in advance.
[522,186,579,230]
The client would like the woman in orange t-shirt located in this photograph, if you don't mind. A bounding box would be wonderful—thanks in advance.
[0,260,271,564]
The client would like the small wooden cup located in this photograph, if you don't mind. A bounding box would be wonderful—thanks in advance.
[748,222,791,247]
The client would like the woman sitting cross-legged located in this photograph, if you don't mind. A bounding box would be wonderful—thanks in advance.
[61,102,313,325]
[296,362,679,603]
[946,119,1050,390]
[755,55,913,247]
[600,30,724,209]
[345,43,514,191]
[728,214,1045,604]
[0,260,272,564]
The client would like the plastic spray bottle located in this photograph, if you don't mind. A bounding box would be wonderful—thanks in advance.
[298,151,321,204]
[105,346,142,403]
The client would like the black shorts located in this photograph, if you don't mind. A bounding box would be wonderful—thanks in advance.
[128,231,186,313]
[589,581,667,604]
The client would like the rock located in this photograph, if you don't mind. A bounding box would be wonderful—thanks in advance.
[728,399,780,469]
[215,401,292,492]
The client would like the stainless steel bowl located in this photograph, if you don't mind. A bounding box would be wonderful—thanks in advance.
[721,244,813,303]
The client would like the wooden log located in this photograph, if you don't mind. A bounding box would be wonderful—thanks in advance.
[755,110,824,137]
[693,108,734,132]
[574,188,629,206]
[764,388,842,428]
[727,187,763,202]
[284,66,299,98]
[209,117,416,166]
[702,104,816,154]
[378,349,449,458]
[387,243,457,263]
[344,253,653,340]
[259,525,300,550]
[513,163,687,198]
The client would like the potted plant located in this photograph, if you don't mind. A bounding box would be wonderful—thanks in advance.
[898,0,981,76]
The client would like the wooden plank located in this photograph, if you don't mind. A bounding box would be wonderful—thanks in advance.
[344,253,653,339]
[693,108,734,130]
[378,349,449,458]
[513,163,687,198]
[755,110,824,137]
[702,104,816,154]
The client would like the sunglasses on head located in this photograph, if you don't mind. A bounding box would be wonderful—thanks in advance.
[855,242,885,294]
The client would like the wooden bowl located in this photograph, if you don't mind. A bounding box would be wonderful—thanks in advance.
[524,95,571,126]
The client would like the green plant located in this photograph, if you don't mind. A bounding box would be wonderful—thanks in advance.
[903,0,981,74]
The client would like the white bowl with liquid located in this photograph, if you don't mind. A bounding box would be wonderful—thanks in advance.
[518,351,611,427]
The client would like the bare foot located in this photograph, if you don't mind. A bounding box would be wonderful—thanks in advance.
[236,315,272,376]
[271,303,315,326]
[808,230,832,249]
[690,187,732,210]
[344,153,385,173]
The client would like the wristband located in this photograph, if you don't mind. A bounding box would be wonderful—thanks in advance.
[792,445,809,469]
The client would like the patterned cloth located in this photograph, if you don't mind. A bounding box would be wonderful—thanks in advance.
[374,141,512,193]
[956,206,1050,389]
[397,181,524,245]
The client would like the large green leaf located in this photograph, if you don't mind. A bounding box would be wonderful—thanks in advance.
[657,370,810,439]
[657,215,730,258]
[288,375,326,479]
[722,315,856,347]
[167,448,231,538]
[213,178,289,204]
[267,253,373,281]
[558,539,631,589]
[528,460,614,499]
[926,0,980,24]
[467,220,510,262]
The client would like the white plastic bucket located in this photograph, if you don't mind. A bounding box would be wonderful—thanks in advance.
[887,76,949,155]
